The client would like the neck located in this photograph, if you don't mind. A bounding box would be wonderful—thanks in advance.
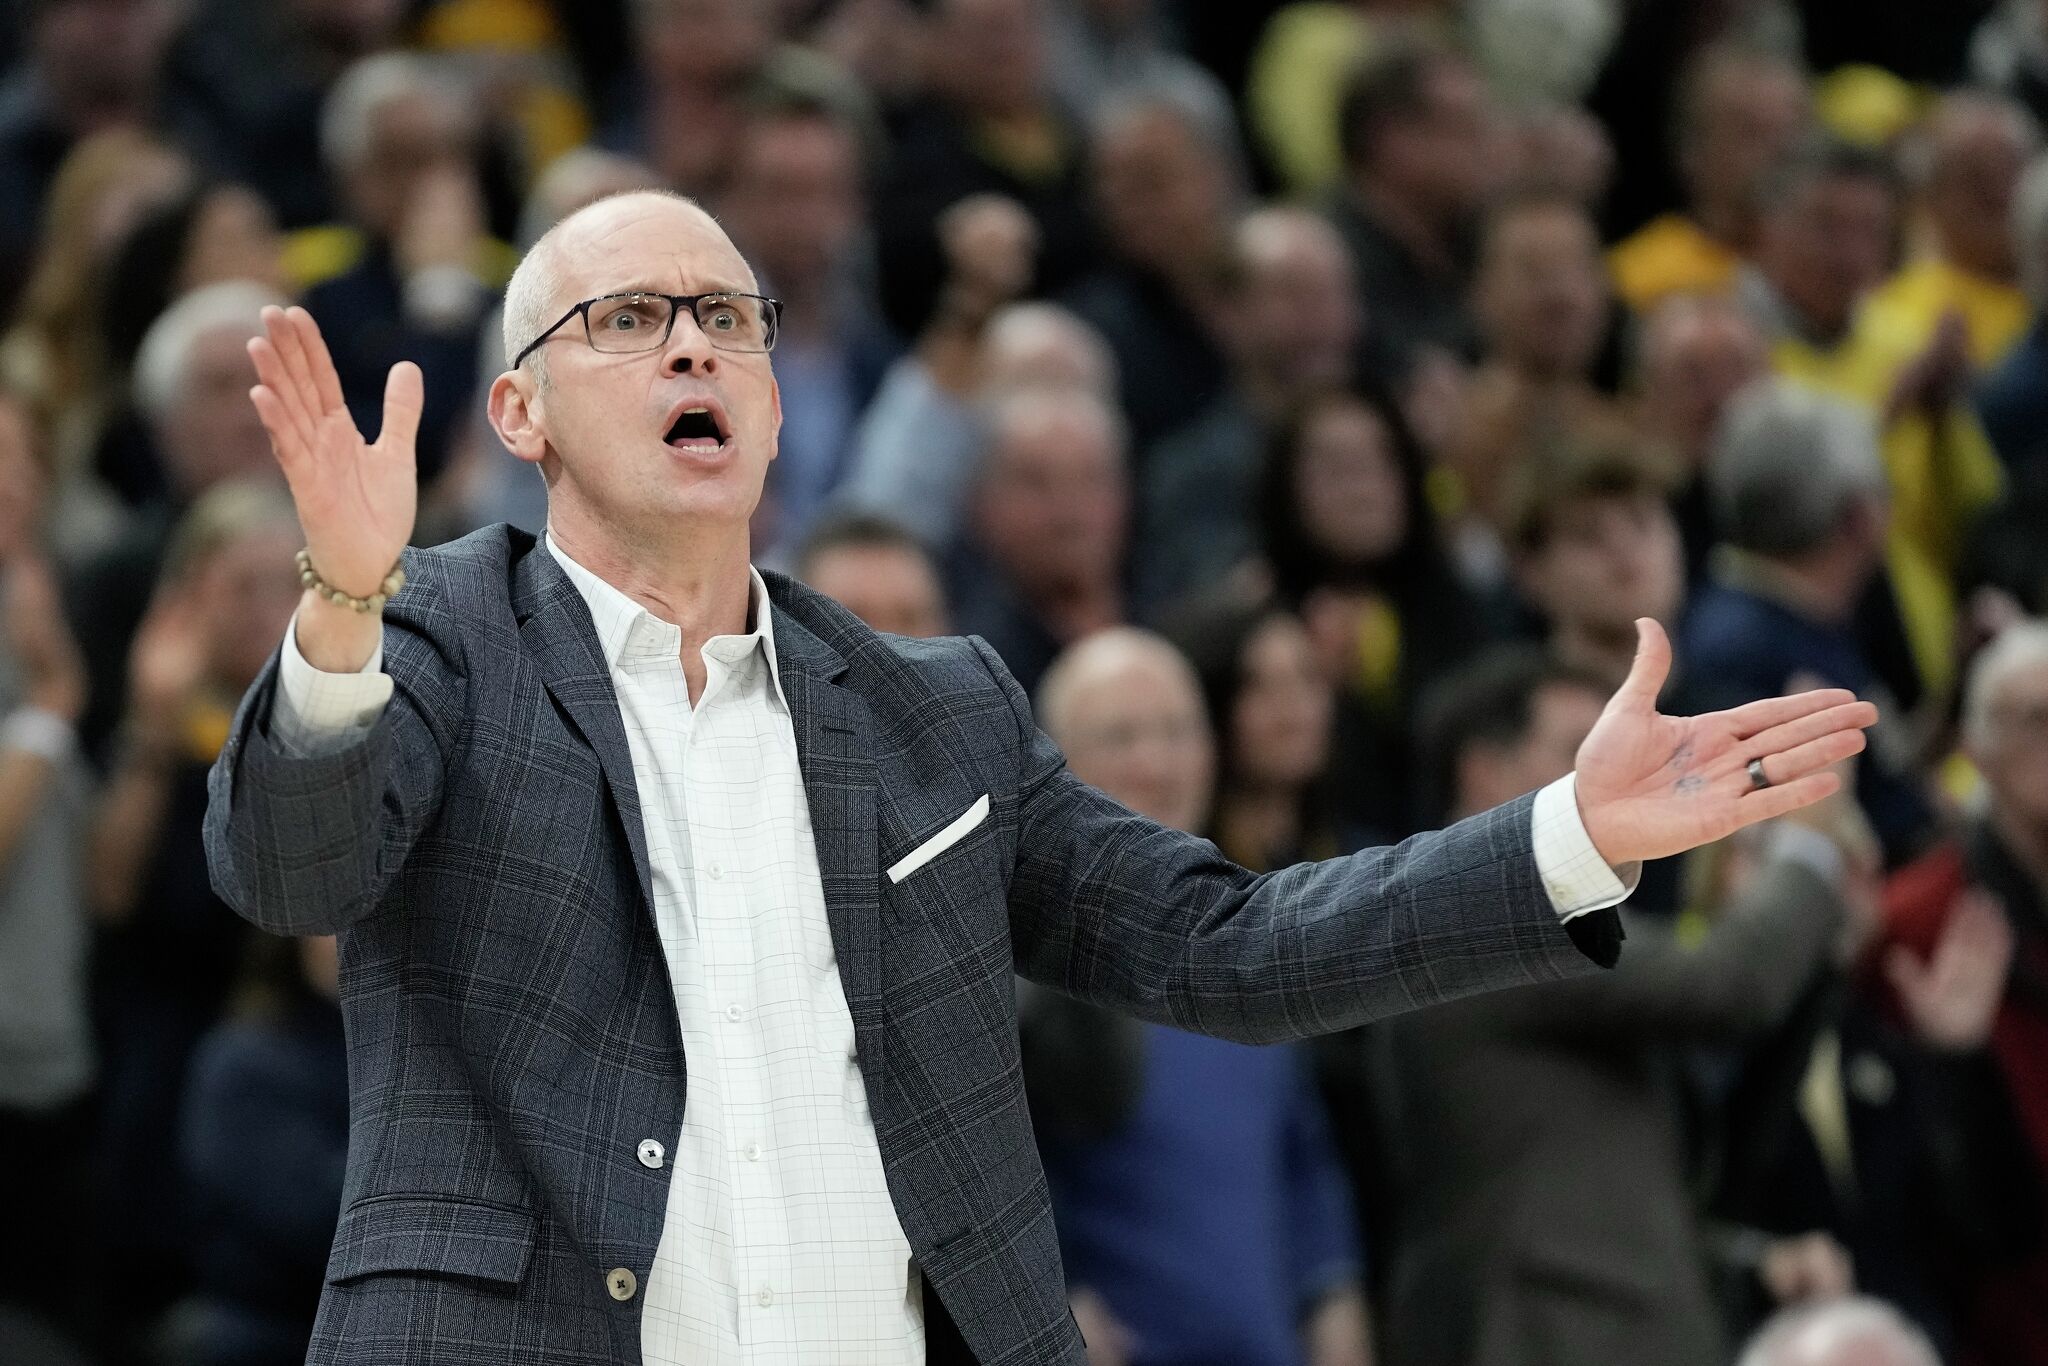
[546,511,754,703]
[1216,787,1301,867]
[1721,544,1865,623]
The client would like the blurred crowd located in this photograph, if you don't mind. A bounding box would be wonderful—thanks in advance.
[0,1,2046,1364]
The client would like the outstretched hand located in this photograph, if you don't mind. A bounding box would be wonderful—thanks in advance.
[1573,619,1878,867]
[247,305,420,598]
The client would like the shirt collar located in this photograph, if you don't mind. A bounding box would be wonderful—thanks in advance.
[543,532,786,708]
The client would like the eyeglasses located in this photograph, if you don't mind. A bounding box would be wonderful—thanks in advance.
[512,291,783,369]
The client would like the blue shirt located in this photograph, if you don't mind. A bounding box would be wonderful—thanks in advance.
[1040,1028,1359,1366]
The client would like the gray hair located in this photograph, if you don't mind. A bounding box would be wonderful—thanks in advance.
[1089,79,1250,204]
[1709,379,1887,557]
[1037,626,1206,745]
[133,280,289,422]
[1736,1297,1940,1366]
[982,303,1121,403]
[980,382,1129,480]
[1964,618,2048,749]
[2015,151,2048,306]
[320,52,470,175]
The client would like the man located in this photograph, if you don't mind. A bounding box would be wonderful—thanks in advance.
[1887,621,2048,1366]
[1325,38,1498,372]
[1607,44,1812,315]
[952,386,1130,697]
[715,96,898,559]
[208,189,1872,1366]
[67,279,287,759]
[1684,380,1933,866]
[1360,649,1861,1366]
[793,514,948,640]
[1028,629,1370,1366]
[1742,140,2007,703]
[1134,207,1359,609]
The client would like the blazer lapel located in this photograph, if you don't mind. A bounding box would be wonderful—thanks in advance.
[512,542,656,915]
[773,608,887,1083]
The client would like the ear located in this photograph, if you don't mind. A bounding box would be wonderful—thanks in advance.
[766,373,783,464]
[488,371,548,466]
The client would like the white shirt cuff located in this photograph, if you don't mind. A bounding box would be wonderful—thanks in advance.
[273,610,393,757]
[1532,773,1637,922]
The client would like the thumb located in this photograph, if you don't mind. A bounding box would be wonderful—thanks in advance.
[1614,617,1671,708]
[376,361,424,458]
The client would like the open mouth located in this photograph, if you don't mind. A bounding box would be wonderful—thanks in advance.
[664,402,730,452]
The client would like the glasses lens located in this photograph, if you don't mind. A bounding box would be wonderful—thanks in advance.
[694,295,777,352]
[587,295,676,353]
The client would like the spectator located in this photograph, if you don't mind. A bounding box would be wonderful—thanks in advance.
[1973,0,2048,131]
[1737,1297,1942,1366]
[1632,293,1772,582]
[1886,620,2048,1366]
[1047,0,1238,129]
[1136,207,1359,609]
[872,0,1098,337]
[1030,624,1369,1366]
[0,0,189,313]
[1683,380,1936,865]
[1743,140,2006,707]
[717,95,898,561]
[84,480,302,1361]
[0,386,93,1351]
[65,280,286,761]
[836,233,1120,553]
[1324,37,1497,373]
[1866,91,2039,371]
[163,0,411,230]
[1975,148,2048,491]
[296,51,505,481]
[793,512,949,638]
[1063,86,1239,459]
[1608,44,1812,314]
[1355,647,1858,1366]
[0,126,191,558]
[1258,386,1481,839]
[1442,189,1625,548]
[171,932,347,1366]
[952,385,1128,696]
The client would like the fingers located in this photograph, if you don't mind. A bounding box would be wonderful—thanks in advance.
[376,361,424,458]
[248,384,304,473]
[1744,701,1880,768]
[248,334,315,448]
[1736,769,1843,823]
[1757,728,1868,788]
[289,306,348,415]
[1613,617,1671,708]
[267,305,343,428]
[1718,687,1861,738]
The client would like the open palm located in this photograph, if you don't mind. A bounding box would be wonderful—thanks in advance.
[247,305,419,595]
[1573,620,1878,866]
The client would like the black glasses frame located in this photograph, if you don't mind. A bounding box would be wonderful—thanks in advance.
[511,291,784,369]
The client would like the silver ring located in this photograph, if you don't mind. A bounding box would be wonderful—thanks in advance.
[1747,757,1771,790]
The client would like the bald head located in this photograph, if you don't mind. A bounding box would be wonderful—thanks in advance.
[1038,628,1214,833]
[1737,1298,1939,1366]
[502,190,755,383]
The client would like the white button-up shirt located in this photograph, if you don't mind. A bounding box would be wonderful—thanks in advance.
[269,539,1632,1366]
[274,537,921,1366]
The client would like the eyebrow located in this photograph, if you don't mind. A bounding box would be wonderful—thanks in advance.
[591,282,756,300]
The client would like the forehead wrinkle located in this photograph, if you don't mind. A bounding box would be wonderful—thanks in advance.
[554,214,758,310]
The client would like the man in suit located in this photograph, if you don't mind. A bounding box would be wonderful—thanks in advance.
[1355,649,1866,1366]
[205,189,1875,1366]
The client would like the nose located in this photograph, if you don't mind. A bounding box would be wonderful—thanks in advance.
[660,306,720,377]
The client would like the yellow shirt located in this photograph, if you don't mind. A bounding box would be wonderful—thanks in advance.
[1861,257,2030,371]
[1608,214,1741,314]
[1770,312,2005,699]
[1245,4,1373,197]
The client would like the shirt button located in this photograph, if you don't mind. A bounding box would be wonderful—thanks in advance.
[757,1286,774,1308]
[743,1142,761,1162]
[708,861,723,880]
[607,1267,638,1301]
[725,1003,743,1022]
[637,1139,665,1169]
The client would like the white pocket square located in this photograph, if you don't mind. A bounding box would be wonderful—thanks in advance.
[887,794,990,884]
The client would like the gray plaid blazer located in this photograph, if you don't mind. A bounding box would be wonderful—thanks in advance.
[204,524,1601,1365]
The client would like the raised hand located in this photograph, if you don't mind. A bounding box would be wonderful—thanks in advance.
[247,305,420,601]
[1573,619,1878,866]
[5,555,85,723]
[1885,889,2013,1052]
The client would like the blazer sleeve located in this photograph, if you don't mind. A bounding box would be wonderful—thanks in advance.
[203,564,467,936]
[972,636,1599,1045]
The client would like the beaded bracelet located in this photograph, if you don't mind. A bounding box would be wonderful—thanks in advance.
[296,547,406,613]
